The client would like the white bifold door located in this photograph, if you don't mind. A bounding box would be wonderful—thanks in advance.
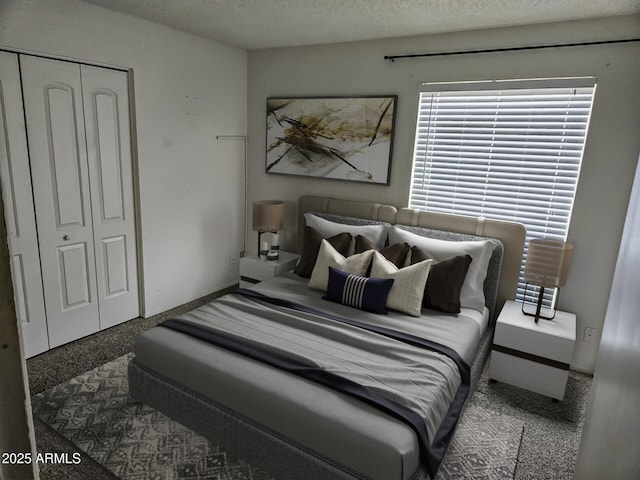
[0,52,49,356]
[0,53,139,356]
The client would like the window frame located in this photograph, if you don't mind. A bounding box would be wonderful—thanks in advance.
[409,77,596,306]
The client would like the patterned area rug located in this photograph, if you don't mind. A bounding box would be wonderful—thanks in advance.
[436,404,523,479]
[32,354,523,480]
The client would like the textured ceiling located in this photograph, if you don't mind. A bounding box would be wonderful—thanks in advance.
[82,0,640,50]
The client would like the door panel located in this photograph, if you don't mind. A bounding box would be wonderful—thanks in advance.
[46,85,86,227]
[102,235,128,297]
[21,55,100,348]
[11,255,28,322]
[58,242,92,309]
[94,91,124,221]
[0,52,49,357]
[81,65,139,328]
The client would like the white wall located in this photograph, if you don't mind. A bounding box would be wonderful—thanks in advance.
[248,16,640,373]
[0,0,247,316]
[574,154,640,479]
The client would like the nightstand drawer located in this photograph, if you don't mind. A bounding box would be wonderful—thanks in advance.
[493,322,575,364]
[493,300,576,364]
[489,299,576,401]
[241,261,280,282]
[490,351,570,400]
[239,251,300,287]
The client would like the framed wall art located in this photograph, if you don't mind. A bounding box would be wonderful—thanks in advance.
[266,96,397,184]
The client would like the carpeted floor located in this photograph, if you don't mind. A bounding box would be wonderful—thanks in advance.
[32,353,274,480]
[26,290,591,480]
[27,290,229,480]
[474,369,591,480]
[31,353,525,480]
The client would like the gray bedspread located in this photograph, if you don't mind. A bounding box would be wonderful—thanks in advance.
[133,274,486,480]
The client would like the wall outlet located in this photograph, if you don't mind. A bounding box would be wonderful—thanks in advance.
[230,253,238,265]
[583,327,597,343]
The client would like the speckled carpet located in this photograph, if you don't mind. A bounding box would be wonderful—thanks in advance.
[32,353,273,480]
[32,352,528,480]
[27,290,591,480]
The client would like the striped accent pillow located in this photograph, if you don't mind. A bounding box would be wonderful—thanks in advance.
[323,267,394,314]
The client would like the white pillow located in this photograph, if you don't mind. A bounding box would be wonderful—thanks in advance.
[304,213,388,255]
[389,227,496,312]
[369,251,432,317]
[308,239,374,291]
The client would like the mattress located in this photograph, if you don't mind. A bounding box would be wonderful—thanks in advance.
[132,273,487,480]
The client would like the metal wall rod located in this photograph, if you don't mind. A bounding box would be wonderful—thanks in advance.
[217,135,248,253]
[384,38,640,61]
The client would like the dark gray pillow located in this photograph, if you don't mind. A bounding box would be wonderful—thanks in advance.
[354,235,410,268]
[294,226,352,278]
[411,246,472,314]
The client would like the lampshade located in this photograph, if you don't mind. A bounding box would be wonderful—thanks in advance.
[252,200,284,232]
[524,239,573,288]
[522,238,573,323]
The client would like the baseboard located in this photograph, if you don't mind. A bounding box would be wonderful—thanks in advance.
[142,281,239,318]
[570,365,595,375]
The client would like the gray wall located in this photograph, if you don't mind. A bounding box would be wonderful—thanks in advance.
[574,154,640,479]
[248,16,640,373]
[0,0,247,316]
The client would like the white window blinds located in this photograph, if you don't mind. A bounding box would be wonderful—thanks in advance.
[410,78,596,303]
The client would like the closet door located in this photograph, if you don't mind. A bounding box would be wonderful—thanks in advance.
[0,52,49,357]
[81,65,139,328]
[20,55,100,347]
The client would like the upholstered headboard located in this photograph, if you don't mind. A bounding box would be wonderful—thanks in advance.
[298,195,526,315]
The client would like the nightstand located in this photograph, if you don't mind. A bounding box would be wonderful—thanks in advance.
[489,299,576,401]
[239,251,300,288]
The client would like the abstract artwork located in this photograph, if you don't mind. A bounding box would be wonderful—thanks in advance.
[266,96,397,184]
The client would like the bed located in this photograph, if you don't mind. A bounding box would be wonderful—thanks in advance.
[128,195,525,480]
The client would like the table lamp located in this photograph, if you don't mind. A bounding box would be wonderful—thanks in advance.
[522,238,573,323]
[252,200,284,259]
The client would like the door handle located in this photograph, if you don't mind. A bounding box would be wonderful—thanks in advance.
[63,235,71,241]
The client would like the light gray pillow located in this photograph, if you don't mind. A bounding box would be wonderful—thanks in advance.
[389,226,496,312]
[370,251,432,317]
[304,213,388,255]
[308,239,374,292]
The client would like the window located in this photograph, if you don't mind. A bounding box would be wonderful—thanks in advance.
[410,78,596,305]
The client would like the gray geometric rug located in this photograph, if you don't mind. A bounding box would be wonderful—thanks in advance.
[436,403,523,479]
[32,354,523,480]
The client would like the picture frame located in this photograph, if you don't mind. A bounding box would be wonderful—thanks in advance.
[266,96,397,185]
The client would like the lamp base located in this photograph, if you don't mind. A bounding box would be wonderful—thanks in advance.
[521,283,558,323]
[257,230,277,259]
